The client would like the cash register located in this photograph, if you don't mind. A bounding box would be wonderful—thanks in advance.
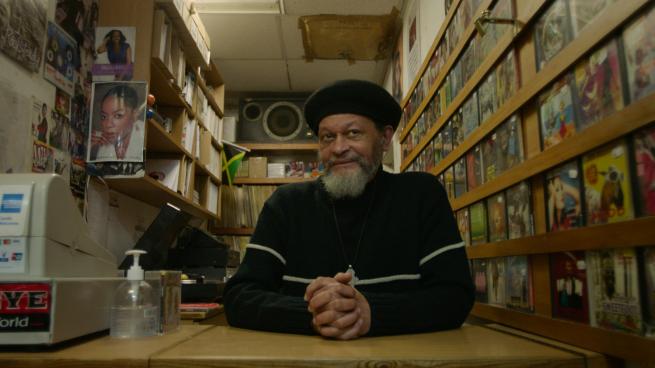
[0,174,118,345]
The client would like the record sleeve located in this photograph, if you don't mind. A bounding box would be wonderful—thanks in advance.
[569,0,615,36]
[506,255,533,312]
[587,248,642,334]
[469,201,488,245]
[534,0,573,71]
[487,192,508,242]
[456,208,471,247]
[641,246,655,337]
[550,251,589,323]
[472,258,488,303]
[582,139,634,225]
[466,145,484,191]
[479,71,498,125]
[632,124,655,216]
[506,181,534,239]
[487,257,507,306]
[574,39,624,130]
[546,160,583,231]
[496,114,524,173]
[538,73,577,150]
[454,156,467,198]
[622,4,655,103]
[462,92,480,138]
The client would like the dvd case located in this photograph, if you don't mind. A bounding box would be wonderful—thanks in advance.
[622,4,655,103]
[487,257,507,306]
[534,0,573,70]
[462,92,480,138]
[496,50,519,109]
[466,145,484,191]
[641,246,655,337]
[472,258,488,303]
[569,0,615,36]
[496,114,524,173]
[457,208,471,247]
[582,139,634,225]
[479,71,498,125]
[487,192,508,242]
[632,124,655,216]
[550,251,589,323]
[539,73,577,149]
[546,160,583,231]
[506,255,533,312]
[454,156,467,198]
[470,201,488,245]
[506,181,533,239]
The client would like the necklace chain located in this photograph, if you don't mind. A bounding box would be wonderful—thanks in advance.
[330,181,377,285]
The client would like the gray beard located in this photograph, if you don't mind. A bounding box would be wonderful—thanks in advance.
[321,143,383,199]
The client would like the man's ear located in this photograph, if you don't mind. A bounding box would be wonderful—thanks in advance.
[381,126,394,151]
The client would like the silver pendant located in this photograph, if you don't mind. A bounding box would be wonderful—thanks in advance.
[346,265,357,286]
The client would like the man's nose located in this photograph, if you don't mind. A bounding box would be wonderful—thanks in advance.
[332,134,350,155]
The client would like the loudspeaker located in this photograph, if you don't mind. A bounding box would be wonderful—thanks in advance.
[237,98,317,143]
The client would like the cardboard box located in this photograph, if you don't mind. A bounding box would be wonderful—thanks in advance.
[248,157,268,178]
[267,163,285,178]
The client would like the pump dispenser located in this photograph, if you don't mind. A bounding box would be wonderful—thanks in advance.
[110,250,159,338]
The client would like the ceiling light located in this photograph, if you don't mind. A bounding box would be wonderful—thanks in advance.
[192,0,281,14]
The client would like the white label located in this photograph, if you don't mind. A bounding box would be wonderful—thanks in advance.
[0,237,26,273]
[0,185,33,237]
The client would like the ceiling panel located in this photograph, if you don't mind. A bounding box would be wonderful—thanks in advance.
[283,0,403,16]
[214,59,290,91]
[287,59,388,91]
[200,14,283,59]
[279,15,305,59]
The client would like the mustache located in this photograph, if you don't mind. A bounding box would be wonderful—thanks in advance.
[326,153,365,169]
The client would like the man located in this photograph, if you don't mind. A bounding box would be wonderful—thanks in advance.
[223,79,474,340]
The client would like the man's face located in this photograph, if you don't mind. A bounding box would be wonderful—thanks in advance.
[317,113,392,198]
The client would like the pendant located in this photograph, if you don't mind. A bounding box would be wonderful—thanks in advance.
[346,265,358,286]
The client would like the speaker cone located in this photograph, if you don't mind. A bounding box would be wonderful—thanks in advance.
[243,102,263,122]
[263,101,304,141]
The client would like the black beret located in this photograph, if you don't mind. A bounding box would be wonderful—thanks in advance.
[304,79,402,135]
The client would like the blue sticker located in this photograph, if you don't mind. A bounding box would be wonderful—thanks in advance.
[0,194,23,213]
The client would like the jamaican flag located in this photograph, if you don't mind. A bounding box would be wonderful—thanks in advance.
[221,141,248,186]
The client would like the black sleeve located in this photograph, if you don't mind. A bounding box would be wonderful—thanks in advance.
[362,179,474,335]
[223,195,314,334]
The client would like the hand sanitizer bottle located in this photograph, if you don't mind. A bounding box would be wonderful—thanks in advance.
[110,250,160,338]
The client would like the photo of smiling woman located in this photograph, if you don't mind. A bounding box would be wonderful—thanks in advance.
[87,81,147,162]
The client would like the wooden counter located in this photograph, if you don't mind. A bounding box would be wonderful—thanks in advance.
[0,325,213,368]
[150,324,605,368]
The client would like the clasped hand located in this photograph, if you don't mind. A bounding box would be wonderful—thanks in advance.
[304,272,371,340]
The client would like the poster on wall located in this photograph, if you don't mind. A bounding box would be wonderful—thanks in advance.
[406,3,420,82]
[93,26,135,81]
[0,0,47,73]
[44,21,77,95]
[392,27,403,103]
[0,78,31,174]
[87,81,147,163]
[55,0,99,71]
[31,98,49,144]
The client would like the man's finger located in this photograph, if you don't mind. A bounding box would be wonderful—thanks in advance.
[304,276,336,301]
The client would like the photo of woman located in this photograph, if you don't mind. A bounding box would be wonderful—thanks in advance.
[93,26,135,81]
[87,81,146,162]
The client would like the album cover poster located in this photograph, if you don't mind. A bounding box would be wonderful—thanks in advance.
[496,50,519,109]
[469,201,488,245]
[454,156,467,198]
[487,192,508,242]
[574,39,624,130]
[479,71,497,125]
[546,160,583,232]
[49,110,70,152]
[632,124,655,216]
[462,91,479,138]
[482,133,499,183]
[506,181,533,239]
[466,145,484,191]
[44,21,78,95]
[538,73,577,150]
[550,251,589,323]
[587,248,642,334]
[569,0,615,36]
[497,114,524,173]
[0,0,47,73]
[444,166,455,200]
[472,258,488,303]
[31,98,50,144]
[69,159,87,197]
[582,139,634,225]
[456,208,471,246]
[432,133,443,164]
[93,26,136,81]
[506,255,533,312]
[32,141,53,173]
[441,123,453,159]
[452,110,464,149]
[534,0,573,71]
[487,257,506,306]
[641,246,655,337]
[622,4,655,103]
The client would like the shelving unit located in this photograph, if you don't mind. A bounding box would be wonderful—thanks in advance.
[98,0,224,221]
[397,0,655,363]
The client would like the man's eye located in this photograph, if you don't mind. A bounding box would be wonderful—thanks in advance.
[347,130,361,138]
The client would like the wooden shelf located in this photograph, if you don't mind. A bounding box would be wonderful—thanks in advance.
[146,119,190,156]
[106,174,216,220]
[205,60,224,88]
[156,0,209,70]
[449,92,655,211]
[150,58,193,114]
[233,177,317,185]
[213,227,254,236]
[194,160,221,184]
[466,217,655,259]
[472,304,655,364]
[197,76,224,118]
[240,143,319,151]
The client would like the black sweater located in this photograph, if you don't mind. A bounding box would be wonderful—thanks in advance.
[223,170,474,335]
